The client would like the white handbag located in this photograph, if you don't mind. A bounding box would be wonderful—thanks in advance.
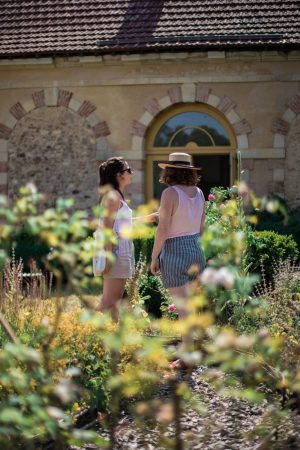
[93,228,106,276]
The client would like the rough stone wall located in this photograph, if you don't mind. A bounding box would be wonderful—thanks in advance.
[285,115,300,208]
[8,106,99,210]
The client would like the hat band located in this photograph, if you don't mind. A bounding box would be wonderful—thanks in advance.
[168,160,192,166]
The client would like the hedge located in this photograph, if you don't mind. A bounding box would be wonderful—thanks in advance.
[8,227,299,309]
[256,206,300,252]
[245,230,299,281]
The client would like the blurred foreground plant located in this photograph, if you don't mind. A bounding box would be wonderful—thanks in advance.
[0,184,300,450]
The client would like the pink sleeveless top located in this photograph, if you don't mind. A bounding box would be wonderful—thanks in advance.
[166,185,204,239]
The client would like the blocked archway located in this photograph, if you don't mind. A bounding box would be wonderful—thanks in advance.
[271,94,300,205]
[0,88,111,209]
[271,94,300,150]
[271,94,300,207]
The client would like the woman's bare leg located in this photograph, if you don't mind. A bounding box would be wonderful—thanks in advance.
[168,282,197,367]
[100,278,127,322]
[168,283,189,319]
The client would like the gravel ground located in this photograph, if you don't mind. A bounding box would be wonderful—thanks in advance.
[81,367,287,450]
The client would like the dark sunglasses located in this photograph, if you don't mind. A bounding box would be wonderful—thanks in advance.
[120,167,133,174]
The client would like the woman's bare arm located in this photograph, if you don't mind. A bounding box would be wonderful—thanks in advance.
[200,208,205,235]
[133,212,159,224]
[150,188,176,274]
[102,190,120,231]
[200,190,206,235]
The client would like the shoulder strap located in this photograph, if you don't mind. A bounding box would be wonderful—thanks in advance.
[170,186,183,211]
[171,185,182,198]
[196,187,202,199]
[171,185,182,196]
[199,188,205,201]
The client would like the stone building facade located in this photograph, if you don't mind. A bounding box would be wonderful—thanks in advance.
[0,1,300,209]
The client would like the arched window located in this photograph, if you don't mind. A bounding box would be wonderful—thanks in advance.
[154,111,231,147]
[145,103,237,200]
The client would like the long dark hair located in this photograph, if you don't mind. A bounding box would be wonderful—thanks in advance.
[99,156,127,199]
[159,167,200,186]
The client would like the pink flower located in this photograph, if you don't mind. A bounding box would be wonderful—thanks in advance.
[220,203,226,209]
[169,361,177,369]
[168,304,175,312]
[208,194,215,201]
[237,182,250,197]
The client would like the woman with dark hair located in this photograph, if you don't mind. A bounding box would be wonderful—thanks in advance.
[98,156,134,321]
[150,152,206,319]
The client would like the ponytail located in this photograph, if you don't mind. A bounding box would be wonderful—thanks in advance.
[99,161,108,186]
[98,157,126,199]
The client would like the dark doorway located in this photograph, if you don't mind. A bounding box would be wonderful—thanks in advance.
[151,154,230,200]
[194,154,230,199]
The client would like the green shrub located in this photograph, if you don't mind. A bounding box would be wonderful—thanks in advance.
[133,227,155,263]
[13,230,51,271]
[139,274,164,318]
[133,228,165,317]
[0,226,51,272]
[256,205,300,251]
[245,230,299,281]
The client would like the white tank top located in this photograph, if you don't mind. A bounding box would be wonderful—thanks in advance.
[113,198,132,233]
[113,198,133,257]
[166,186,204,239]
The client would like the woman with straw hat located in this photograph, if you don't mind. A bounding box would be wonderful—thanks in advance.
[150,152,206,320]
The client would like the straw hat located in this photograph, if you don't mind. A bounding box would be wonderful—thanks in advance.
[158,152,201,170]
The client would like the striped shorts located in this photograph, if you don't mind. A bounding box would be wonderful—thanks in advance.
[159,233,206,288]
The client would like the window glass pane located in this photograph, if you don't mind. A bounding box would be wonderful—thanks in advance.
[154,112,230,147]
[171,128,213,147]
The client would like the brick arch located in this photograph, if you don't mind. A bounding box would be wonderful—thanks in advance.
[0,88,111,195]
[270,94,300,205]
[271,94,300,149]
[129,83,252,160]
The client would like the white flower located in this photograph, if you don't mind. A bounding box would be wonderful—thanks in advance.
[266,200,276,213]
[46,407,65,421]
[184,351,202,365]
[235,231,245,243]
[200,268,219,287]
[25,182,37,194]
[200,267,235,290]
[216,267,235,290]
[40,316,50,327]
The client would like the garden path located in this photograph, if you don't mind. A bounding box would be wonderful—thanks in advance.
[81,367,295,450]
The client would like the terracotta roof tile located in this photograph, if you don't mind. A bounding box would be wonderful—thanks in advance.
[0,0,299,57]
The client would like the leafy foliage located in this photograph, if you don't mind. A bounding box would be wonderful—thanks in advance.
[256,197,300,251]
[245,230,299,281]
[1,184,300,449]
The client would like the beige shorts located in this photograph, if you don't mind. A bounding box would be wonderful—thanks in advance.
[104,240,135,279]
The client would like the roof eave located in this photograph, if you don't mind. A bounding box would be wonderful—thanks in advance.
[0,41,299,60]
